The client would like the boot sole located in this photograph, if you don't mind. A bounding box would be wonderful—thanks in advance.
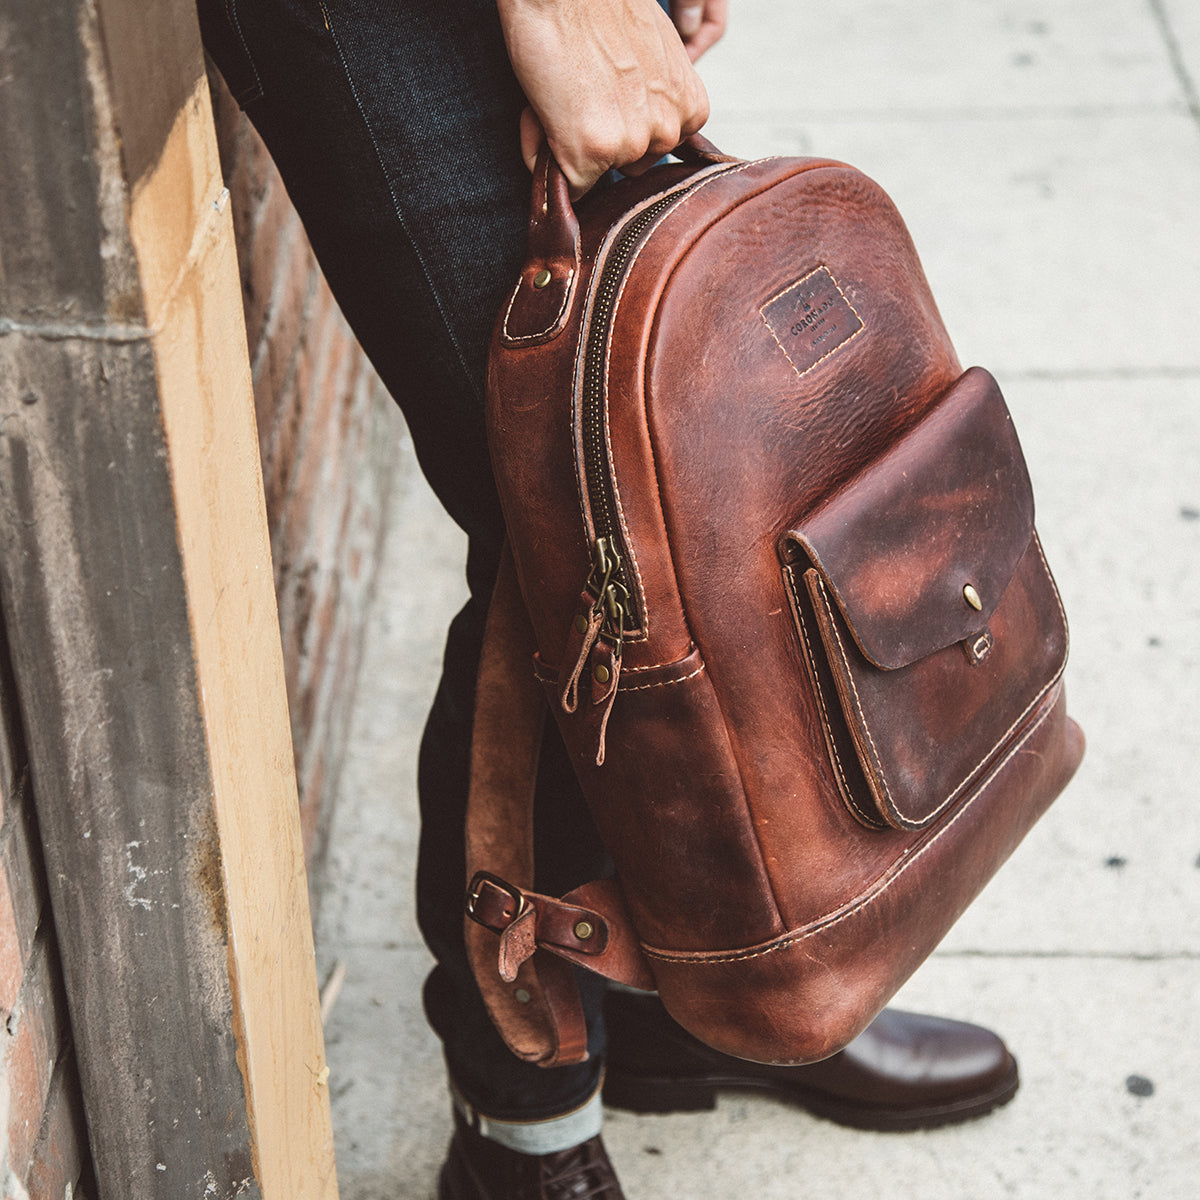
[602,1056,1020,1132]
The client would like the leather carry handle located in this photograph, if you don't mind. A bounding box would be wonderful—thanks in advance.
[531,133,737,252]
[503,135,739,347]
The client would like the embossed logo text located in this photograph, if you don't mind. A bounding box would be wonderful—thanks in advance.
[761,266,865,378]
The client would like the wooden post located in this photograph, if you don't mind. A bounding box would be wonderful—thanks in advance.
[0,1,339,1197]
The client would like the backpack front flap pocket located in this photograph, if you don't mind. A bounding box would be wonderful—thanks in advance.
[781,367,1069,831]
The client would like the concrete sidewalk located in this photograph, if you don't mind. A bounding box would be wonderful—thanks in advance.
[314,3,1200,1196]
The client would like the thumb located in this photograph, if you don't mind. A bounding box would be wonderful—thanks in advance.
[519,106,543,175]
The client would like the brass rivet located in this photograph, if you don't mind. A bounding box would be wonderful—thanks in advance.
[532,268,552,289]
[574,614,589,634]
[593,664,611,685]
[514,988,532,1004]
[963,583,983,611]
[573,920,594,941]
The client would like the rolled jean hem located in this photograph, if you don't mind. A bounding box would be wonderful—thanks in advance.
[449,1075,605,1154]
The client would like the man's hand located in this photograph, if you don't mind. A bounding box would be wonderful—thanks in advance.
[498,0,714,197]
[671,0,728,62]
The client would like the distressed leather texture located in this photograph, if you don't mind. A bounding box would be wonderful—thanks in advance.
[468,144,1084,1067]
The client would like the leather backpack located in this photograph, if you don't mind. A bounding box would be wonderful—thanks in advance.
[464,141,1085,1068]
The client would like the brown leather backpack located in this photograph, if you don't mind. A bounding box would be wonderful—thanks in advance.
[464,141,1085,1068]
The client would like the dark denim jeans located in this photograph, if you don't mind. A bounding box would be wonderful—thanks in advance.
[196,0,615,1120]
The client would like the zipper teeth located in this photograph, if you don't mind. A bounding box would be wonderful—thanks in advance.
[580,186,704,629]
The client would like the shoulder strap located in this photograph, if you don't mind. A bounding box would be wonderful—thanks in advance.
[463,544,654,1067]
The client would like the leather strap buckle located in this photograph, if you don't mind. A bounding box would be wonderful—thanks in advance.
[465,871,527,931]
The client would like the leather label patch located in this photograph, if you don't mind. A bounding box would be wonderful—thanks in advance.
[760,266,865,378]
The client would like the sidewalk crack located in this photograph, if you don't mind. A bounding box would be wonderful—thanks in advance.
[1149,0,1200,135]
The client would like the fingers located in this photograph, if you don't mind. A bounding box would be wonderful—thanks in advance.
[553,121,677,196]
[673,2,704,40]
[681,22,724,63]
[552,79,708,195]
[671,0,729,62]
[500,0,712,196]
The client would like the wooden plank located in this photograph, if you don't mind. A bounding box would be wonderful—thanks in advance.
[0,1,338,1196]
[130,71,341,1200]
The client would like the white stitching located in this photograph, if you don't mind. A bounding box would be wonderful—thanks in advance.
[569,194,661,615]
[758,265,867,379]
[500,268,577,345]
[619,664,705,692]
[536,648,702,685]
[785,567,879,828]
[499,274,526,340]
[641,689,1062,965]
[570,258,595,545]
[319,5,481,404]
[812,544,1069,827]
[1034,530,1071,662]
[501,154,581,343]
[228,0,265,99]
[619,646,698,672]
[598,160,764,640]
[809,573,900,818]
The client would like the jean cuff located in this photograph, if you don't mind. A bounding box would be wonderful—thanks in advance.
[449,1076,604,1154]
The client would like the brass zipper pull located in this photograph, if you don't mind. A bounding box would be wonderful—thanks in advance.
[558,539,629,756]
[559,589,604,714]
[586,637,621,766]
[589,537,629,652]
[588,536,618,599]
[589,538,624,696]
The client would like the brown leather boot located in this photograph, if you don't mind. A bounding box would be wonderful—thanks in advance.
[438,1109,626,1200]
[602,990,1019,1132]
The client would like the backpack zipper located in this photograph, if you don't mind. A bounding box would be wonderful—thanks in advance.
[564,163,740,762]
[577,165,738,651]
